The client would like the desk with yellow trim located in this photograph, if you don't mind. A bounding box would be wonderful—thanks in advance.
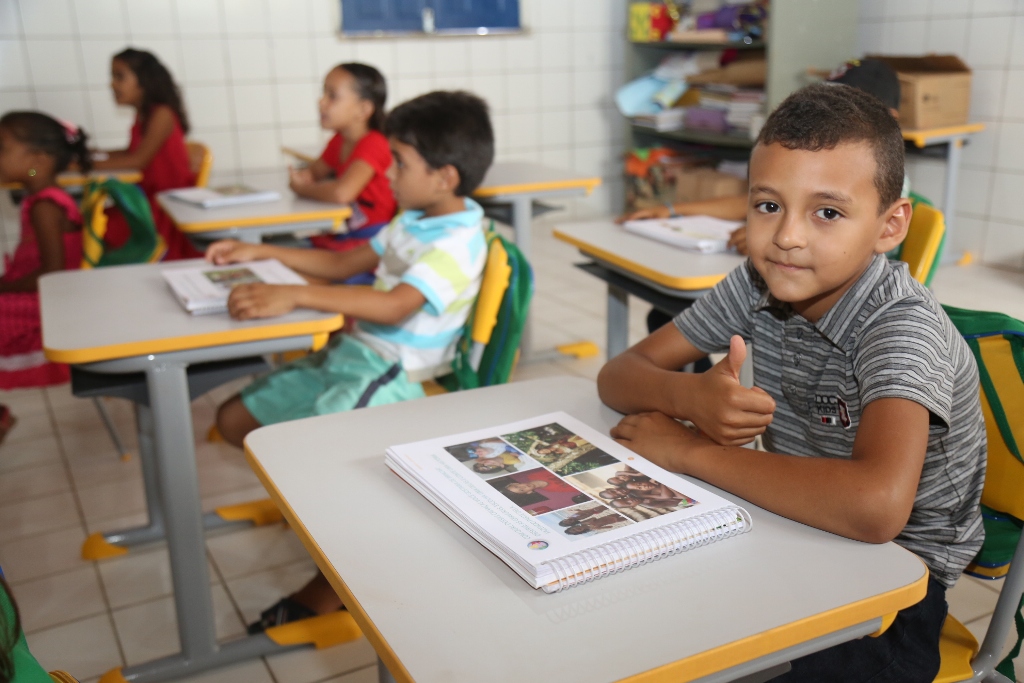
[245,376,928,683]
[40,261,348,683]
[553,220,746,359]
[901,123,985,262]
[157,188,352,244]
[1,168,143,191]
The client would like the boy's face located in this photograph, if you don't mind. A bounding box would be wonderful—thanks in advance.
[387,137,459,214]
[745,141,910,322]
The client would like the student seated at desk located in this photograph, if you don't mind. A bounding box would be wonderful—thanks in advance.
[289,63,397,265]
[206,91,494,632]
[0,112,89,398]
[91,48,199,260]
[599,84,985,683]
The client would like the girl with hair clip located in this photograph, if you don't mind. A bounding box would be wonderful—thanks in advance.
[92,47,199,260]
[0,112,90,420]
[291,63,396,267]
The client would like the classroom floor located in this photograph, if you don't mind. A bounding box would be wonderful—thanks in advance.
[0,213,1022,682]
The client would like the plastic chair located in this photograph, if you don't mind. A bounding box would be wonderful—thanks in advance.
[186,141,213,188]
[422,228,533,394]
[901,202,945,287]
[934,306,1024,683]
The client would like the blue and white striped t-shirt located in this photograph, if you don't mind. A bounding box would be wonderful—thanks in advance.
[353,198,487,381]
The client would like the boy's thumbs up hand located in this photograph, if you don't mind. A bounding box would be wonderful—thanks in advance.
[691,335,776,446]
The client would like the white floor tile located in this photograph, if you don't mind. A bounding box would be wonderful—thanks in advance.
[14,564,107,633]
[0,386,49,416]
[77,476,147,525]
[112,584,244,666]
[66,450,142,489]
[319,664,379,683]
[207,523,311,580]
[0,490,81,542]
[265,637,377,683]
[24,613,122,680]
[5,410,57,445]
[171,659,275,683]
[948,574,1003,625]
[0,433,63,472]
[0,525,87,584]
[0,460,71,503]
[97,545,218,610]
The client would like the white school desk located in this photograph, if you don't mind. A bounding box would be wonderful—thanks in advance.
[157,189,352,244]
[901,123,985,262]
[553,220,746,358]
[40,262,345,683]
[244,376,927,683]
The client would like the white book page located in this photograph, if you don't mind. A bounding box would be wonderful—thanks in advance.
[162,259,307,313]
[623,215,743,254]
[386,412,743,584]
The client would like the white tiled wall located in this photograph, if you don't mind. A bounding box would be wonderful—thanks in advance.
[0,0,628,219]
[858,0,1024,267]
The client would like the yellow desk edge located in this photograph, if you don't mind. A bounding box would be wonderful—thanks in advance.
[552,227,728,291]
[245,446,416,683]
[247,441,927,683]
[173,206,352,234]
[474,176,602,199]
[2,170,144,191]
[902,123,986,148]
[43,315,343,365]
[281,146,319,164]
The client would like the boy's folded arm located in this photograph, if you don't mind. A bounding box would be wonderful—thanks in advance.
[292,160,376,205]
[211,242,380,282]
[294,282,425,325]
[617,397,930,544]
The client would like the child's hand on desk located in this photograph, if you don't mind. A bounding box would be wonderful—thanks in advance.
[611,412,705,471]
[288,165,314,190]
[690,335,775,446]
[227,283,298,320]
[205,239,264,265]
[727,226,748,256]
[615,205,671,223]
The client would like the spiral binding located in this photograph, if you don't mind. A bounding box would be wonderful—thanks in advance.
[541,506,752,593]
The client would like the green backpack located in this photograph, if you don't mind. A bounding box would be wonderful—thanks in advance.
[440,226,533,391]
[81,179,165,268]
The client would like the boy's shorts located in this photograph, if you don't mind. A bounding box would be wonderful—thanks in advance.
[241,334,426,426]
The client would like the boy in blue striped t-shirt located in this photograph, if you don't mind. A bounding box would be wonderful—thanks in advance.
[599,83,985,682]
[207,91,493,632]
[208,90,491,445]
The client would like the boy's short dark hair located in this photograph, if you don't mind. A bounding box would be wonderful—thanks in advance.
[384,91,494,196]
[757,83,905,213]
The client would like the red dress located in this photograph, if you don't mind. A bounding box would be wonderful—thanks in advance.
[0,187,83,388]
[106,105,199,260]
[309,130,397,252]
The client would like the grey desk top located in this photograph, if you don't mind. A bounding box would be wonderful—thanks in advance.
[157,189,350,234]
[245,377,926,683]
[40,260,342,364]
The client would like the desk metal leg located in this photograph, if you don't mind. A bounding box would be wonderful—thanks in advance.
[102,405,165,547]
[607,283,629,359]
[377,655,397,683]
[941,137,964,262]
[509,195,536,356]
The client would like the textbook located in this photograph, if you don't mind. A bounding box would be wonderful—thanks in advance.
[622,215,744,254]
[165,185,280,209]
[162,259,307,315]
[385,412,752,593]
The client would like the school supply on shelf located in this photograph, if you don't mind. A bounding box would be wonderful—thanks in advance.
[165,185,280,209]
[622,215,743,254]
[385,412,752,593]
[162,259,307,315]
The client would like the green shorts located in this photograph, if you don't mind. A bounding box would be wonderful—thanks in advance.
[241,334,426,427]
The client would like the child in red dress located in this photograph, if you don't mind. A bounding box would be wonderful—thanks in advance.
[0,112,90,399]
[92,48,198,260]
[288,63,396,276]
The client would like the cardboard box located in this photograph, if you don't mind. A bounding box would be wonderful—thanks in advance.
[675,168,747,203]
[869,55,972,129]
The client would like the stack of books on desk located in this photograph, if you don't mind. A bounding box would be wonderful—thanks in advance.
[386,412,752,593]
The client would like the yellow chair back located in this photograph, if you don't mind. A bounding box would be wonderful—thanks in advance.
[901,203,945,285]
[187,141,213,188]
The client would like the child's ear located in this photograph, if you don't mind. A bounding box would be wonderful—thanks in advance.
[876,197,912,254]
[437,164,461,193]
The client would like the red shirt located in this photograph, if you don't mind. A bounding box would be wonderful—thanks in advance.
[317,130,396,229]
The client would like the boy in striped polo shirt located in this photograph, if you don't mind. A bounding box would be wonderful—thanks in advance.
[208,90,491,445]
[600,83,985,682]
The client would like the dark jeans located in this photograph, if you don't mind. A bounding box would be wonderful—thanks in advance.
[768,576,947,683]
[646,306,713,373]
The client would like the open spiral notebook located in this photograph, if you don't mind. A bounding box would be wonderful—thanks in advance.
[386,412,752,593]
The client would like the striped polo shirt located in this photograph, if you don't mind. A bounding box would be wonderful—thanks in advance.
[675,254,985,587]
[354,198,487,382]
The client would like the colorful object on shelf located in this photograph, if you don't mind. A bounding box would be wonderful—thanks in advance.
[629,2,676,42]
